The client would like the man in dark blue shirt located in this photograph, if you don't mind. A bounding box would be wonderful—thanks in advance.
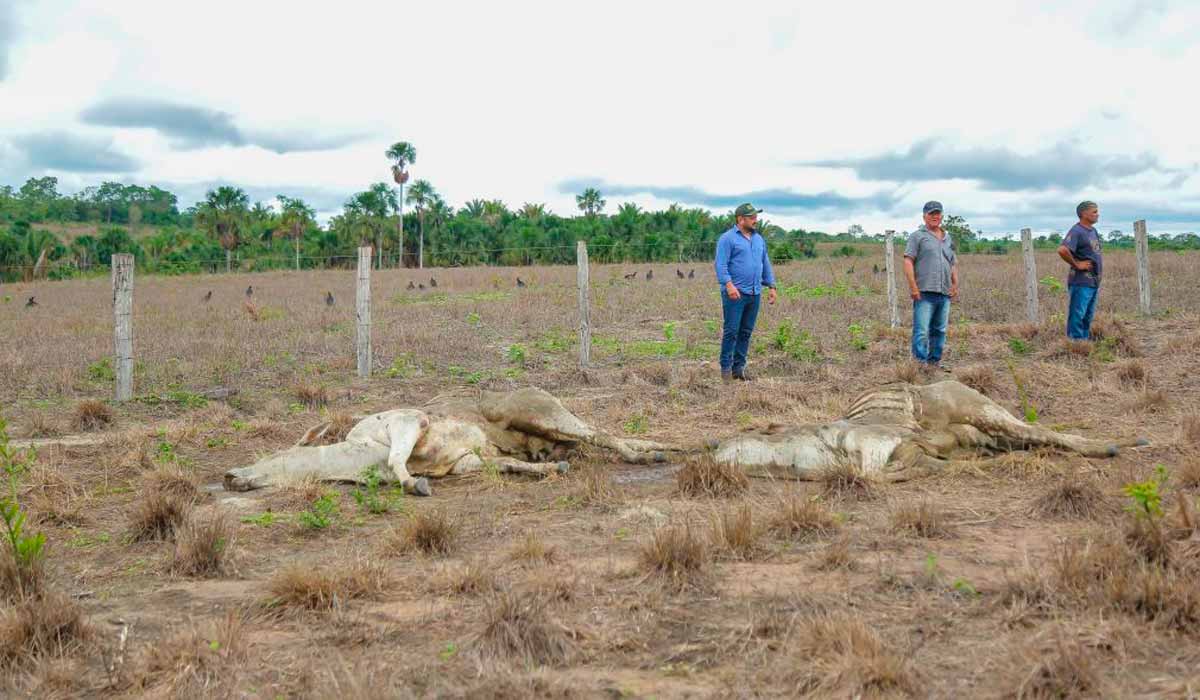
[1057,201,1103,340]
[714,203,777,381]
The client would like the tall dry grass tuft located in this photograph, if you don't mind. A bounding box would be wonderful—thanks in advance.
[1032,477,1109,519]
[0,591,92,669]
[569,465,621,509]
[380,509,459,557]
[1114,360,1147,386]
[127,466,202,542]
[675,453,749,499]
[769,492,840,540]
[266,558,392,611]
[507,532,558,565]
[955,364,998,396]
[472,591,575,669]
[1008,635,1100,700]
[1180,415,1200,447]
[889,499,954,538]
[72,399,112,432]
[1090,316,1141,357]
[135,611,246,694]
[437,559,501,596]
[819,462,876,502]
[782,612,919,697]
[1126,388,1168,414]
[709,503,765,560]
[294,383,329,409]
[169,511,237,577]
[1178,454,1200,490]
[815,537,856,572]
[892,361,923,384]
[639,524,710,590]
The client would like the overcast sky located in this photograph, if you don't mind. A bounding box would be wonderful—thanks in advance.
[1,0,1197,235]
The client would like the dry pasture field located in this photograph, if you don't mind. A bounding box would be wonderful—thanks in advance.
[1,249,1200,698]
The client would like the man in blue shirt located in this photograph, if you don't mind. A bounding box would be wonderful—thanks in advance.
[1057,201,1103,340]
[714,203,777,381]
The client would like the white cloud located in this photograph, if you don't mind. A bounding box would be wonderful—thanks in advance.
[0,0,1196,234]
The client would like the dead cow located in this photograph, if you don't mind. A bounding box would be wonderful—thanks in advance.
[714,380,1148,481]
[224,387,677,496]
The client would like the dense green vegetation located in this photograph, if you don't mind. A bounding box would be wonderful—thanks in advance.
[2,172,1197,283]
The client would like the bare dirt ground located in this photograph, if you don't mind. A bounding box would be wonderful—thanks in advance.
[1,250,1199,698]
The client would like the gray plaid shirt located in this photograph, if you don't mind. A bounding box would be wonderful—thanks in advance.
[904,225,956,295]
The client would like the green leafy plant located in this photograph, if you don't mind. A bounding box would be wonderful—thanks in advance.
[385,353,418,379]
[1006,359,1038,423]
[87,357,116,381]
[662,321,678,342]
[1038,276,1064,293]
[1123,464,1168,520]
[466,312,482,326]
[623,413,649,435]
[704,319,719,335]
[773,321,820,361]
[240,511,278,526]
[1008,337,1031,355]
[299,493,339,530]
[505,344,527,366]
[352,464,400,515]
[1091,337,1118,363]
[0,417,46,597]
[848,323,869,351]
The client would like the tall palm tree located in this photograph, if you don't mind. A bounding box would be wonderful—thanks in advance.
[405,179,435,269]
[196,186,249,272]
[385,141,416,267]
[367,182,398,269]
[277,195,316,270]
[575,187,605,217]
[519,202,546,220]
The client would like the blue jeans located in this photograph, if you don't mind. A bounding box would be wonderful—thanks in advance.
[1067,285,1098,340]
[720,290,761,372]
[911,292,950,364]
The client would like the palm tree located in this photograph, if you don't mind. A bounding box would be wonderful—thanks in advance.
[196,186,249,272]
[405,179,435,269]
[277,195,316,270]
[367,182,398,269]
[385,141,416,267]
[519,202,546,220]
[575,187,605,217]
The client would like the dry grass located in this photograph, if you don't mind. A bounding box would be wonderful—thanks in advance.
[1114,359,1147,385]
[294,383,330,409]
[135,611,246,694]
[955,364,998,396]
[266,558,393,611]
[126,481,197,542]
[819,461,877,501]
[24,413,61,439]
[169,511,237,577]
[437,559,501,596]
[1181,415,1200,447]
[507,531,558,566]
[381,509,459,557]
[709,504,765,560]
[639,524,710,589]
[71,399,112,432]
[1178,453,1200,490]
[472,591,575,669]
[892,360,923,384]
[889,499,953,538]
[1126,388,1168,414]
[675,453,749,498]
[1090,315,1141,357]
[781,612,919,697]
[569,465,621,509]
[1032,477,1109,519]
[0,591,92,669]
[768,492,840,540]
[1008,634,1101,699]
[815,537,856,571]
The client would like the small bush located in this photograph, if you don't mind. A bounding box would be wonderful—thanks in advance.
[1114,360,1146,385]
[293,384,329,409]
[169,511,236,577]
[472,591,575,668]
[0,591,92,668]
[1032,478,1108,519]
[127,470,200,542]
[675,453,749,499]
[639,524,709,589]
[710,504,764,560]
[298,493,339,530]
[72,400,113,432]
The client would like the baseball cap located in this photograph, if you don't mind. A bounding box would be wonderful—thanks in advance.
[735,203,762,217]
[923,201,943,214]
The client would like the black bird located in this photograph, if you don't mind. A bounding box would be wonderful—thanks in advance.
[676,269,685,279]
[645,269,653,281]
[872,264,880,275]
[688,269,695,279]
[407,280,415,290]
[25,296,37,307]
[418,283,425,290]
[202,290,212,303]
[245,285,253,298]
[325,291,335,306]
[516,277,527,288]
[623,272,636,280]
[846,265,854,275]
[430,277,437,288]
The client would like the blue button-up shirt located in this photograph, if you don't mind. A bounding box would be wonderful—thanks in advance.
[714,226,775,295]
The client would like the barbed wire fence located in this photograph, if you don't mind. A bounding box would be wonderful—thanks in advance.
[5,220,1154,400]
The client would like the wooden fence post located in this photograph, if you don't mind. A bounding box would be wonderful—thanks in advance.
[884,230,898,328]
[111,254,134,401]
[577,240,591,368]
[356,246,372,378]
[1134,219,1150,315]
[1021,228,1038,324]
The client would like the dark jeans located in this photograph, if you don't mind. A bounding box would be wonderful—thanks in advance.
[911,292,950,364]
[720,290,761,372]
[1067,284,1098,340]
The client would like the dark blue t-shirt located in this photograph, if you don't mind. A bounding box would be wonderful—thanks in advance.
[1064,223,1102,288]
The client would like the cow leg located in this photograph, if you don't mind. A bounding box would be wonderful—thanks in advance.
[446,452,568,478]
[224,441,389,491]
[384,413,433,496]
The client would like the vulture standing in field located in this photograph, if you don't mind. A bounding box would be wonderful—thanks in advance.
[407,281,415,290]
[676,269,685,279]
[688,269,695,279]
[873,264,880,275]
[646,270,653,281]
[430,277,438,288]
[25,296,37,307]
[623,272,636,280]
[325,291,335,306]
[245,285,254,298]
[418,283,425,290]
[846,265,855,274]
[202,290,212,303]
[516,277,526,288]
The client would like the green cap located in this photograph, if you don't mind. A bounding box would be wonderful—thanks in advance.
[734,203,762,217]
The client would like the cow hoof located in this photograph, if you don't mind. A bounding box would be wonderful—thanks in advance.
[411,478,432,497]
[556,461,570,474]
[1107,445,1120,457]
[653,451,666,463]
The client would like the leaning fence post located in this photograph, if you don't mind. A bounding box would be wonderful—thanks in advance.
[884,230,898,328]
[1021,228,1038,324]
[577,240,591,368]
[1134,219,1151,315]
[111,254,134,401]
[356,246,372,378]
